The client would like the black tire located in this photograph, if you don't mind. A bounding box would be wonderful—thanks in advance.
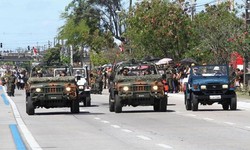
[191,93,198,111]
[26,96,35,115]
[85,97,91,106]
[114,95,122,113]
[185,93,192,110]
[153,99,160,112]
[109,95,115,112]
[71,99,80,113]
[230,97,237,110]
[222,103,229,110]
[159,97,167,112]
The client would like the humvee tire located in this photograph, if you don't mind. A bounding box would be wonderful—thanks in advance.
[114,95,122,113]
[71,100,80,113]
[109,95,115,112]
[85,97,91,107]
[159,97,167,112]
[26,96,35,115]
[153,99,160,112]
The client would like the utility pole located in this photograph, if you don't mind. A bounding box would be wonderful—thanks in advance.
[190,0,196,21]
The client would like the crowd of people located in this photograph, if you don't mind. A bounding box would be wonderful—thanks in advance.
[91,62,246,94]
[0,65,28,96]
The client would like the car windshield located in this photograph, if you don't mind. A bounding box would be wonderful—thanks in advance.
[190,65,228,76]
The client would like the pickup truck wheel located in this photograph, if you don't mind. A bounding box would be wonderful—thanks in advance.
[222,103,229,110]
[109,95,115,112]
[191,93,198,111]
[26,96,35,115]
[230,97,237,110]
[159,98,167,112]
[85,97,91,106]
[71,100,80,113]
[185,93,192,110]
[115,95,122,113]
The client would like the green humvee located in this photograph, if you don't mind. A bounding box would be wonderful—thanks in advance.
[109,60,168,113]
[25,65,79,115]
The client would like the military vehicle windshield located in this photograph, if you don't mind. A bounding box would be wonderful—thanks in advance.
[117,64,158,76]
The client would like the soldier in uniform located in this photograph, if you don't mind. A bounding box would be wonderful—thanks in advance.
[5,71,16,96]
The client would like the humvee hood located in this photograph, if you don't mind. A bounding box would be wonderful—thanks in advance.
[28,76,75,84]
[114,74,162,82]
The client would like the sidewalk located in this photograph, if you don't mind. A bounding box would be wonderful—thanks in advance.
[237,91,250,101]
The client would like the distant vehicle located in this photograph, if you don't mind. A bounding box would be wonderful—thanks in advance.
[109,59,168,113]
[184,64,237,111]
[25,64,79,115]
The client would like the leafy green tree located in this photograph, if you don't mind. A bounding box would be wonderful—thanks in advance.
[125,0,193,60]
[190,2,245,64]
[43,47,61,66]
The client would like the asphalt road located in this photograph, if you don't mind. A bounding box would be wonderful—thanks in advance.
[1,86,250,150]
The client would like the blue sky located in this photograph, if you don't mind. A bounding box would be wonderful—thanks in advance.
[0,0,72,51]
[0,0,244,51]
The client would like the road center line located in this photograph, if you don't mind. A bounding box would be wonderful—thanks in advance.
[203,117,214,121]
[101,120,110,124]
[111,125,120,128]
[94,117,101,120]
[136,135,151,140]
[121,129,133,133]
[224,122,235,125]
[157,143,173,149]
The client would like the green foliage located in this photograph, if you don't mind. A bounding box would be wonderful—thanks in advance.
[125,0,193,60]
[191,2,244,64]
[43,47,61,66]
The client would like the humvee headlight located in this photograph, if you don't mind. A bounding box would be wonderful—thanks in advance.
[200,85,206,90]
[123,86,129,92]
[222,84,228,89]
[66,87,71,91]
[35,88,42,92]
[79,86,84,90]
[152,85,158,91]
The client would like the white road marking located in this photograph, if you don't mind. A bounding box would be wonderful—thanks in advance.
[224,122,235,125]
[94,117,101,120]
[122,129,133,133]
[185,114,196,117]
[111,125,121,128]
[4,88,42,150]
[101,120,110,124]
[136,135,151,140]
[157,143,173,149]
[203,118,214,121]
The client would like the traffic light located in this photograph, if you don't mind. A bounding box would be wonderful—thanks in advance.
[28,46,30,50]
[0,43,2,48]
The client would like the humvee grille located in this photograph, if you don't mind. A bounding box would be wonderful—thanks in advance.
[45,87,64,93]
[132,85,151,91]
